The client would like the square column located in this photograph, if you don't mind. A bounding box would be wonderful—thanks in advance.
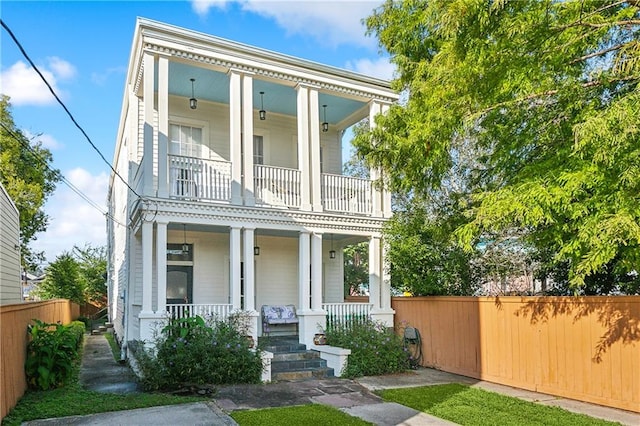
[142,52,155,196]
[309,89,322,212]
[296,84,311,210]
[380,103,393,218]
[228,69,243,205]
[155,220,168,314]
[242,74,255,206]
[368,236,381,311]
[242,227,256,312]
[310,232,324,311]
[376,237,395,326]
[141,220,153,314]
[230,226,242,310]
[369,101,383,217]
[298,231,310,312]
[157,56,169,198]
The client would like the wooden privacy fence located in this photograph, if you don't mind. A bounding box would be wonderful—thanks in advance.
[0,299,79,420]
[392,296,640,413]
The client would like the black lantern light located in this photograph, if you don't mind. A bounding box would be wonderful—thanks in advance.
[259,91,266,120]
[329,234,336,259]
[322,104,329,132]
[189,78,197,110]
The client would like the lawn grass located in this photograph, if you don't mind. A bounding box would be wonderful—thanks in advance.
[378,384,618,426]
[1,384,206,426]
[230,404,373,425]
[104,331,121,360]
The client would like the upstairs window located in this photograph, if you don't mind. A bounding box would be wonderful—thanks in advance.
[253,135,264,165]
[170,124,202,157]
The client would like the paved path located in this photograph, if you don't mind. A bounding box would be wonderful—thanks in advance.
[23,334,640,426]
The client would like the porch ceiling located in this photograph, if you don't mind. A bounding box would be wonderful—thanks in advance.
[167,223,363,243]
[158,62,368,128]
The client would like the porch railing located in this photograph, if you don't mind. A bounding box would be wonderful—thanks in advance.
[169,154,231,201]
[322,302,373,330]
[166,303,232,321]
[321,174,372,215]
[254,164,301,208]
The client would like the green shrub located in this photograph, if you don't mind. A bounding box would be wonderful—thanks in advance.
[25,320,85,390]
[325,318,409,378]
[135,314,263,391]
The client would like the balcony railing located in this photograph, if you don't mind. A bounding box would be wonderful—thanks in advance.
[322,174,372,215]
[254,164,301,208]
[166,303,233,321]
[322,302,373,330]
[169,155,231,201]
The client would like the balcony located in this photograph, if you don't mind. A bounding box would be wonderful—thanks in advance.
[166,155,373,215]
[169,154,231,201]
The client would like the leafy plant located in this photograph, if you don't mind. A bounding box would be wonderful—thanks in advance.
[134,314,262,391]
[325,318,409,378]
[25,320,85,390]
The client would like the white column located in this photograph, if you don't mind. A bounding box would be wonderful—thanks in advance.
[243,227,256,312]
[229,70,243,205]
[296,84,311,210]
[242,74,255,206]
[311,232,323,310]
[157,56,169,198]
[380,103,393,218]
[368,236,381,311]
[230,227,242,310]
[380,237,391,311]
[141,220,153,314]
[369,101,383,217]
[309,89,322,212]
[156,220,167,313]
[298,231,310,311]
[142,52,155,196]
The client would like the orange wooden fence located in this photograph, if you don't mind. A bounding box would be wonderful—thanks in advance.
[392,296,640,413]
[0,299,79,419]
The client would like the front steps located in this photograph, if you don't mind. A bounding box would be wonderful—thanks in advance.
[261,336,334,381]
[91,322,114,335]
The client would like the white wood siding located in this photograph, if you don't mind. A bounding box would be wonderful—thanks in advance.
[0,183,22,304]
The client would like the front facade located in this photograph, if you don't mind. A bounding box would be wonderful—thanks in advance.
[0,182,22,305]
[107,18,397,350]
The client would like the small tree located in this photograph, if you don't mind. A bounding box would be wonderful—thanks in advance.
[36,252,85,304]
[74,244,107,306]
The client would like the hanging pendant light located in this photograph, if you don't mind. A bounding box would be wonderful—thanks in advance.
[322,104,329,132]
[329,234,336,259]
[182,224,189,254]
[259,91,266,120]
[254,230,260,256]
[189,78,198,110]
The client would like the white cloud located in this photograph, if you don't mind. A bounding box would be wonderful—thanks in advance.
[22,129,63,151]
[0,57,76,106]
[32,168,109,265]
[345,57,396,80]
[47,56,76,80]
[192,0,382,48]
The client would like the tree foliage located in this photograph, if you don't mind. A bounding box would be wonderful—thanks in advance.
[0,95,60,268]
[356,0,640,290]
[35,244,107,305]
[36,252,85,304]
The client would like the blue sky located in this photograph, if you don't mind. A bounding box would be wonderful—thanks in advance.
[1,0,392,267]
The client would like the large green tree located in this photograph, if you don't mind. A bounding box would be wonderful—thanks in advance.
[73,244,107,306]
[355,0,640,289]
[0,95,60,268]
[36,252,85,304]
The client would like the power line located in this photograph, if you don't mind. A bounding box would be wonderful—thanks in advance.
[0,18,143,201]
[0,122,128,228]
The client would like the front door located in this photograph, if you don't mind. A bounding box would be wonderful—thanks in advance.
[167,265,193,304]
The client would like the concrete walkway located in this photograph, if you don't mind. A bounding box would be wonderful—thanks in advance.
[23,334,640,426]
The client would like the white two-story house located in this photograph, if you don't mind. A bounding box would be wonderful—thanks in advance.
[107,18,398,352]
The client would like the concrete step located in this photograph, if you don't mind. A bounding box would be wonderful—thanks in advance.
[271,358,328,372]
[104,322,114,328]
[272,351,320,362]
[271,367,334,382]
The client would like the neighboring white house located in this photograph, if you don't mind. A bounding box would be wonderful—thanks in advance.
[107,18,397,352]
[0,181,22,305]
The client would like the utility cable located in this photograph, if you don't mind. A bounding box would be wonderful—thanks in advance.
[0,122,128,228]
[0,18,143,201]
